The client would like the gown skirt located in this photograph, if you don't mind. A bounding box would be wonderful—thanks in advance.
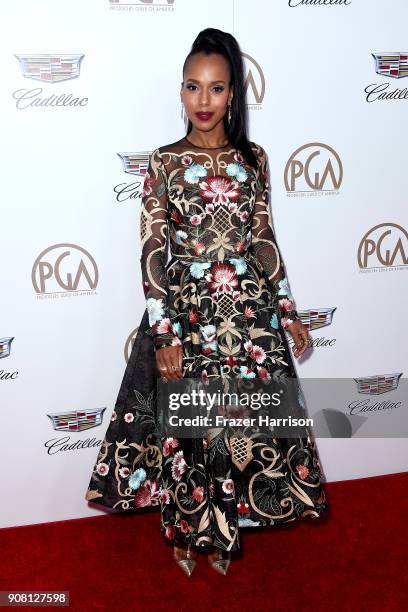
[85,306,329,552]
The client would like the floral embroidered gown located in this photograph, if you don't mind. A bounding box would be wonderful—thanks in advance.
[85,136,328,551]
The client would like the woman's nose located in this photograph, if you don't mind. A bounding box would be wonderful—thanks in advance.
[199,90,210,106]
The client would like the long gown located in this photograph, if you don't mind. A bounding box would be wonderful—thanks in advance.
[85,136,328,551]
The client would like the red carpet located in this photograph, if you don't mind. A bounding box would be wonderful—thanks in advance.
[1,472,407,611]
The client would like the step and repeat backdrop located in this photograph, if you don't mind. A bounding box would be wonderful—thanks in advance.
[1,0,407,528]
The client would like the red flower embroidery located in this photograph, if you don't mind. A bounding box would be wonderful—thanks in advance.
[193,242,206,255]
[244,306,256,319]
[165,524,176,540]
[162,437,179,457]
[237,501,249,515]
[156,318,172,334]
[134,479,160,508]
[171,210,182,224]
[188,308,200,323]
[279,298,295,312]
[142,172,153,197]
[142,281,150,295]
[190,214,201,226]
[251,345,266,364]
[256,366,270,380]
[296,464,310,480]
[199,176,240,206]
[192,486,205,503]
[206,262,238,295]
[234,240,245,253]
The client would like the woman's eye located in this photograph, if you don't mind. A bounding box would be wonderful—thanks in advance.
[186,84,197,91]
[213,86,224,93]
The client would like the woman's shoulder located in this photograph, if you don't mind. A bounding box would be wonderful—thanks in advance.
[249,140,267,158]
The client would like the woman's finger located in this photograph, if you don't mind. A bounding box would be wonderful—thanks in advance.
[297,329,309,355]
[163,351,177,380]
[156,353,166,376]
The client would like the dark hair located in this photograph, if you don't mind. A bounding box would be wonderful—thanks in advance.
[182,28,258,170]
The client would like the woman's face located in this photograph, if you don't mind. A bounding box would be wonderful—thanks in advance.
[180,52,233,133]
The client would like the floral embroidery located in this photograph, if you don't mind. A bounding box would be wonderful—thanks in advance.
[206,262,239,295]
[184,162,207,184]
[228,257,248,275]
[146,297,165,326]
[190,261,211,279]
[240,365,256,379]
[226,162,248,182]
[199,175,240,206]
[142,172,153,197]
[129,467,147,490]
[175,230,188,246]
[171,451,188,482]
[162,437,179,457]
[134,479,160,507]
[200,324,218,353]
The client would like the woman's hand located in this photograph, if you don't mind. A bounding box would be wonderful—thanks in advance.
[286,319,309,358]
[156,344,183,380]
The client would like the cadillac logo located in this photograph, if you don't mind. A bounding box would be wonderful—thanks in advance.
[372,53,408,79]
[117,152,150,175]
[354,373,403,395]
[14,54,84,83]
[0,337,14,359]
[298,308,336,330]
[47,407,106,432]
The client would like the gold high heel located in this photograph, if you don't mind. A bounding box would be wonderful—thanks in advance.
[173,543,197,577]
[207,547,231,575]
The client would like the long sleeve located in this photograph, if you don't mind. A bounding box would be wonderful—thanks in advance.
[140,148,178,349]
[250,145,300,330]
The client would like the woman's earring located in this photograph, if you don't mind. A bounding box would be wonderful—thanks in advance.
[181,102,188,130]
[227,103,232,125]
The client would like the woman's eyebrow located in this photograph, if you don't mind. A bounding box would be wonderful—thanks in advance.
[185,78,226,84]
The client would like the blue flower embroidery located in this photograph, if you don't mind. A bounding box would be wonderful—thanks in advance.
[226,162,248,182]
[238,518,261,527]
[184,163,208,184]
[277,277,293,301]
[200,324,218,352]
[172,321,182,337]
[270,314,279,329]
[146,297,165,326]
[228,257,247,275]
[239,366,256,379]
[190,261,211,279]
[128,467,147,491]
[175,230,188,245]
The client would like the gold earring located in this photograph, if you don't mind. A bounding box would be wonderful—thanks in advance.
[181,103,188,130]
[227,103,232,124]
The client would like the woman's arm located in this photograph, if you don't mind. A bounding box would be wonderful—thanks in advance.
[140,148,182,376]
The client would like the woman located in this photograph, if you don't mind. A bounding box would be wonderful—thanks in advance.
[85,27,328,577]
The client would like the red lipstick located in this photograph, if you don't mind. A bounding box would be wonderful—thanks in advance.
[195,112,214,122]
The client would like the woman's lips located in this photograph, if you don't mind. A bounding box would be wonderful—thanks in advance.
[195,112,214,121]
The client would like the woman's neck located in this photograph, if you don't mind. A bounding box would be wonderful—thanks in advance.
[186,128,229,149]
